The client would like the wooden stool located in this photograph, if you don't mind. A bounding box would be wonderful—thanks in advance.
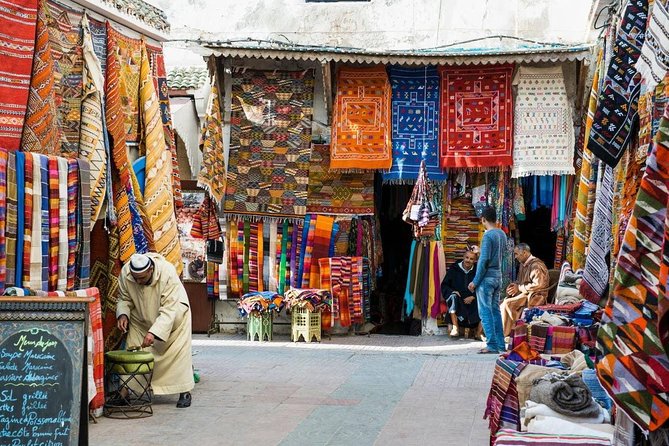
[291,307,321,343]
[247,313,273,341]
[104,349,154,419]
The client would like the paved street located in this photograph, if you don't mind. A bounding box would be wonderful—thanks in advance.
[90,334,496,446]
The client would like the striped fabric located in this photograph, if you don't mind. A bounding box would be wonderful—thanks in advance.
[318,256,367,326]
[597,104,669,431]
[87,287,105,416]
[140,43,182,274]
[0,150,7,291]
[494,429,612,445]
[21,0,61,155]
[57,157,68,290]
[66,160,78,290]
[0,0,37,151]
[47,157,59,290]
[15,152,24,285]
[485,358,527,439]
[76,159,91,288]
[79,15,107,227]
[28,154,42,290]
[39,155,48,290]
[5,153,16,287]
[22,153,33,287]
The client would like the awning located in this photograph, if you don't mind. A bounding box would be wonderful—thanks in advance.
[183,39,595,66]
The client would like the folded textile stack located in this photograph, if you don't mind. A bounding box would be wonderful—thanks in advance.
[284,288,332,312]
[238,291,285,317]
[529,373,603,419]
[572,300,601,327]
[494,429,612,445]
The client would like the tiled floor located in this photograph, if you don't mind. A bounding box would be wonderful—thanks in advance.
[90,333,496,445]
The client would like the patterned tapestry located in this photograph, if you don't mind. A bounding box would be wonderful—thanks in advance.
[442,197,481,267]
[384,67,446,183]
[224,69,314,219]
[635,0,669,92]
[596,104,669,432]
[588,0,649,167]
[46,0,83,157]
[307,144,375,215]
[21,0,62,155]
[439,64,514,169]
[198,81,227,203]
[511,66,575,178]
[139,43,182,274]
[106,25,141,144]
[0,0,37,151]
[330,66,392,170]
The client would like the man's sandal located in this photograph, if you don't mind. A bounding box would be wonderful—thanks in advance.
[176,392,192,408]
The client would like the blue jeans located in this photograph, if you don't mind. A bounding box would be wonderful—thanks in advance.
[476,277,505,352]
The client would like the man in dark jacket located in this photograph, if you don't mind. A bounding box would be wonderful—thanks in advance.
[441,248,482,338]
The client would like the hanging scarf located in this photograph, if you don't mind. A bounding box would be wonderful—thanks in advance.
[15,152,25,286]
[76,160,91,289]
[28,154,42,290]
[57,157,68,290]
[47,157,59,290]
[22,153,33,287]
[66,160,78,290]
[40,155,49,290]
[198,81,227,203]
[5,153,17,287]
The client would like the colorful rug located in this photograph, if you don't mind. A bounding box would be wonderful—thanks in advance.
[596,104,669,432]
[140,43,182,275]
[384,67,446,183]
[46,0,83,157]
[331,66,392,170]
[580,164,614,305]
[198,81,226,203]
[5,153,16,287]
[442,197,481,267]
[589,0,649,167]
[307,144,375,215]
[86,15,106,77]
[57,157,68,290]
[512,66,575,177]
[106,24,141,144]
[636,0,669,92]
[660,192,669,352]
[79,15,107,227]
[485,358,527,438]
[76,159,90,288]
[21,0,62,155]
[439,64,514,169]
[0,0,37,151]
[318,256,366,326]
[224,69,314,219]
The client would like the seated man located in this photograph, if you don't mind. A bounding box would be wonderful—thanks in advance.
[441,248,482,338]
[501,243,550,336]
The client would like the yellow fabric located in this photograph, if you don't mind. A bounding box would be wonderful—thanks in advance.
[116,253,194,394]
[139,43,182,275]
[428,241,436,316]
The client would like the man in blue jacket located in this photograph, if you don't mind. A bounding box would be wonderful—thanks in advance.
[468,206,506,354]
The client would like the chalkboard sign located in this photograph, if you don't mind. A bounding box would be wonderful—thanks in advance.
[0,299,89,446]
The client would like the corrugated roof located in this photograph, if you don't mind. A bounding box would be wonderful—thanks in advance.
[198,40,595,66]
[167,66,209,90]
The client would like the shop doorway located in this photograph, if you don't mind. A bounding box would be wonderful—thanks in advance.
[374,184,415,334]
[516,206,556,269]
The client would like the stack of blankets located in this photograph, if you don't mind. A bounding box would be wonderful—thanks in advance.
[554,262,584,305]
[510,300,601,356]
[487,345,615,445]
[237,291,285,317]
[283,288,332,313]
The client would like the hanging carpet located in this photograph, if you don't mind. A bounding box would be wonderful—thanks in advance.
[635,0,669,92]
[307,144,375,215]
[439,64,514,169]
[596,104,669,432]
[0,0,38,151]
[224,69,314,219]
[588,0,649,167]
[511,66,575,178]
[330,66,392,170]
[384,67,446,183]
[198,81,227,203]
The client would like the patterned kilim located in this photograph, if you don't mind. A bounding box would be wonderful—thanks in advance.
[21,0,62,155]
[224,69,314,218]
[331,66,392,169]
[105,23,138,262]
[384,67,446,183]
[76,159,90,288]
[86,16,106,77]
[589,0,649,167]
[140,43,182,274]
[79,16,107,227]
[512,66,575,178]
[580,164,614,305]
[198,82,227,203]
[442,197,481,267]
[0,150,7,292]
[660,192,669,352]
[106,25,141,144]
[307,144,375,215]
[146,44,182,209]
[439,64,514,169]
[596,104,669,431]
[636,0,669,92]
[0,0,37,151]
[318,256,366,326]
[46,0,82,157]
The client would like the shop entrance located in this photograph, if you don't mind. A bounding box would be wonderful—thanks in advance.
[374,184,416,335]
[516,207,557,269]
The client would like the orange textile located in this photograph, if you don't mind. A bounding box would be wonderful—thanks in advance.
[330,67,392,170]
